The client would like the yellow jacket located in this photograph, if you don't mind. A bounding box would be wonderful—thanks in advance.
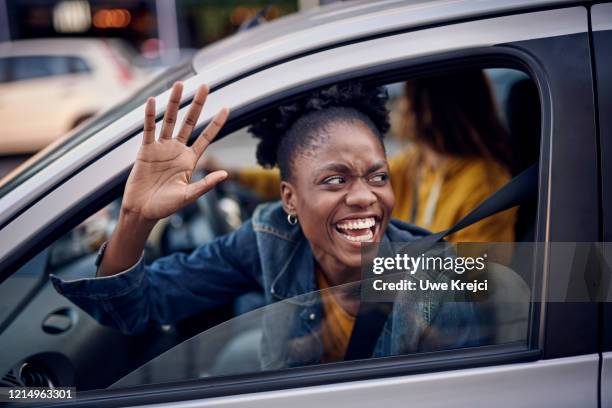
[237,147,516,242]
[388,148,516,242]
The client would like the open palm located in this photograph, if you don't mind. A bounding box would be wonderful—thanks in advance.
[122,82,229,221]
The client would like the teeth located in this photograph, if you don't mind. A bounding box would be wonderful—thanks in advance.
[341,229,374,242]
[336,217,376,230]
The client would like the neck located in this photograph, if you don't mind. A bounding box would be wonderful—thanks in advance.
[312,250,360,287]
[314,254,361,318]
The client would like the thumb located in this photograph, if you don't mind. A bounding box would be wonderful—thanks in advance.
[185,170,228,203]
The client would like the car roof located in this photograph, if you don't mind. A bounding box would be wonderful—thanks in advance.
[193,0,574,87]
[0,38,109,57]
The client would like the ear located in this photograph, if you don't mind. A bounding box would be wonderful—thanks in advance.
[280,180,297,215]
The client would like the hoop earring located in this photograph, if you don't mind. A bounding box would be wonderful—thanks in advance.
[287,213,298,225]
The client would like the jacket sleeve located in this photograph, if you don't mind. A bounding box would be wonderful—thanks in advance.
[237,167,281,201]
[50,220,262,334]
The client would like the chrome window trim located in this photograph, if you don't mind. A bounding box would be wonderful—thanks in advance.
[602,352,612,407]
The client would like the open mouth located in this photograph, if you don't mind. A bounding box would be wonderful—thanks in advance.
[334,217,378,244]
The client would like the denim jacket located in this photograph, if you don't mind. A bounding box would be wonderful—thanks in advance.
[51,201,482,370]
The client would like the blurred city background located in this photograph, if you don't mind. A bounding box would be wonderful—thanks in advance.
[0,0,340,178]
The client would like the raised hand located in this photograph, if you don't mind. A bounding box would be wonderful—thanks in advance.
[121,82,229,221]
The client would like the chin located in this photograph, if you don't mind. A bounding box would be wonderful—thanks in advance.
[330,222,387,270]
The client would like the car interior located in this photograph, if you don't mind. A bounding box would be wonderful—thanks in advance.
[0,64,542,392]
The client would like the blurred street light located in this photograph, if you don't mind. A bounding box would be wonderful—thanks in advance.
[52,0,91,33]
[93,8,131,29]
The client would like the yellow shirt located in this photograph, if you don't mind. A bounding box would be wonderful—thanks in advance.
[237,147,516,242]
[316,268,356,363]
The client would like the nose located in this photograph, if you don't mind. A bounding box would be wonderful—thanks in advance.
[345,179,377,208]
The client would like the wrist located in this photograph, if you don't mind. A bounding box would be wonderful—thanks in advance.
[118,207,158,233]
[98,208,155,277]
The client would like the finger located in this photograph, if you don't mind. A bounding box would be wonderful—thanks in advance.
[143,97,156,145]
[176,84,209,144]
[191,107,230,158]
[160,82,183,140]
[185,170,228,203]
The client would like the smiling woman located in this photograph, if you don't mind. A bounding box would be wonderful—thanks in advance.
[50,80,482,371]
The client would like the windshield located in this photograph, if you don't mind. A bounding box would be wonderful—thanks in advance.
[0,61,195,199]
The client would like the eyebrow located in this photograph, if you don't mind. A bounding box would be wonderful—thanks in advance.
[315,160,388,178]
[318,162,352,174]
[366,160,388,174]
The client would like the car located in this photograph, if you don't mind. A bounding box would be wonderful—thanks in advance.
[0,38,146,155]
[0,0,611,406]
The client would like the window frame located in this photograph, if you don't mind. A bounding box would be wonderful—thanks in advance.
[590,2,612,353]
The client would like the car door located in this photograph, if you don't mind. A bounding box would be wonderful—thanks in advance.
[0,4,599,408]
[591,2,612,407]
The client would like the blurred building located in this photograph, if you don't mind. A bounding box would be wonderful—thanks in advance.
[0,0,300,63]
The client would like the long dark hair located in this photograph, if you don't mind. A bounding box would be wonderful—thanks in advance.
[405,70,511,168]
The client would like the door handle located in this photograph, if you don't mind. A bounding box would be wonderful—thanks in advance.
[42,308,76,334]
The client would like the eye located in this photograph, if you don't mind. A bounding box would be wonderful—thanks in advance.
[369,173,388,183]
[322,175,345,185]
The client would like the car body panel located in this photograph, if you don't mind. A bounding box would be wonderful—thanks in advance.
[591,0,612,365]
[602,352,612,408]
[592,2,612,31]
[142,355,598,408]
[192,0,577,86]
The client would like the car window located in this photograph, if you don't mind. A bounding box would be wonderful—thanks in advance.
[68,56,91,75]
[0,66,541,392]
[4,55,92,79]
[0,250,47,330]
[10,56,74,82]
[0,60,195,199]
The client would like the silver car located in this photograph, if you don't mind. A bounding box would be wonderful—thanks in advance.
[0,0,611,406]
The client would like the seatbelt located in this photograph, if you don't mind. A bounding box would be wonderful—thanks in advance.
[344,163,539,361]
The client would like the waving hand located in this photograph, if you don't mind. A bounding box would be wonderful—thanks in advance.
[121,82,229,221]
